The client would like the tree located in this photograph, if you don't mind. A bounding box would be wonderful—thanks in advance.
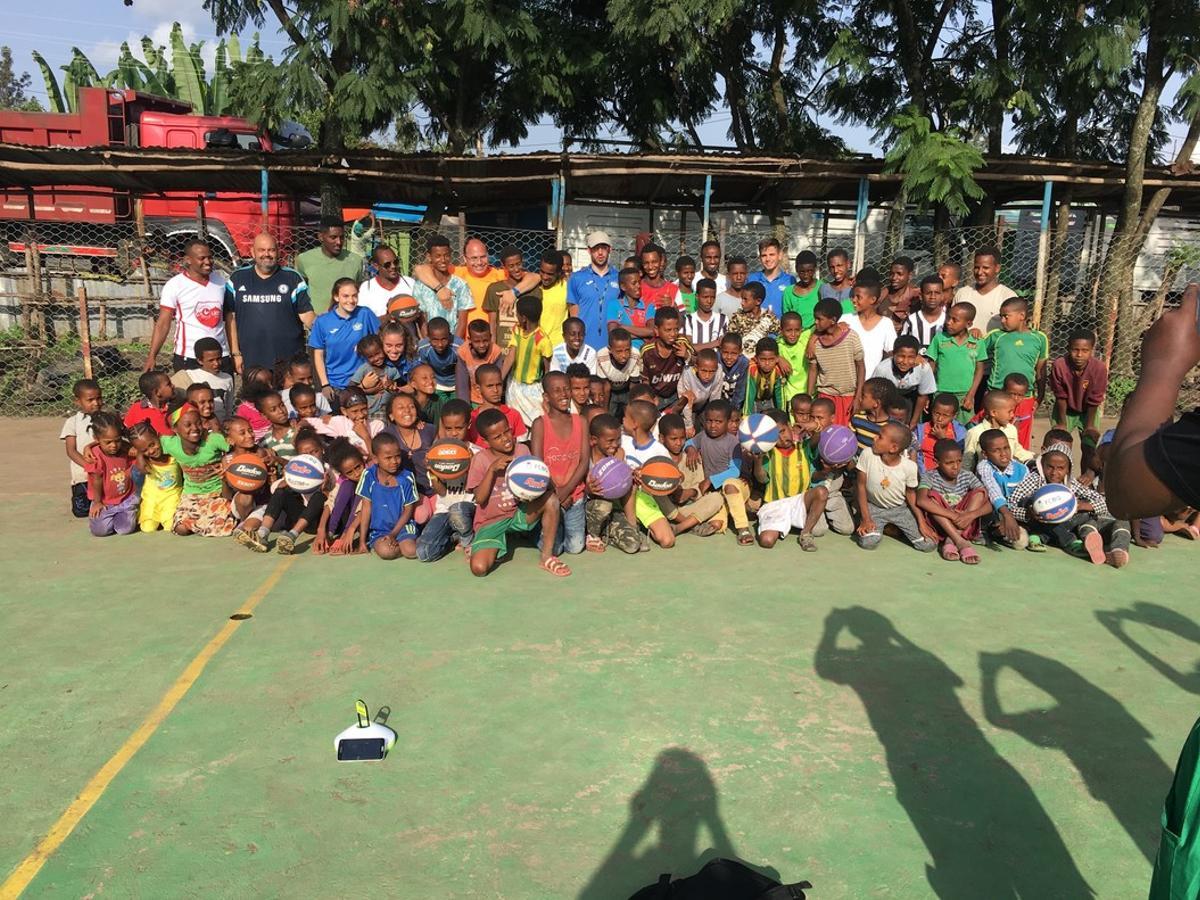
[0,46,40,111]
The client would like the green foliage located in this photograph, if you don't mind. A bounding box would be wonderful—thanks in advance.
[0,46,41,111]
[171,23,207,114]
[885,109,984,217]
[1106,375,1137,409]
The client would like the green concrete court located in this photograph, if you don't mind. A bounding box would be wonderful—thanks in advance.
[3,417,1199,898]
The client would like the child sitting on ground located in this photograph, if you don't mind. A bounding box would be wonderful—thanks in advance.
[469,364,527,447]
[83,411,138,537]
[686,399,753,545]
[622,399,676,550]
[596,327,643,420]
[382,392,437,501]
[850,377,898,452]
[584,413,640,554]
[532,372,590,557]
[743,337,785,415]
[855,421,937,552]
[127,421,182,533]
[806,397,855,536]
[1008,442,1131,567]
[656,413,726,538]
[502,295,554,427]
[161,403,235,537]
[914,393,967,474]
[677,348,724,436]
[963,390,1034,471]
[245,426,330,554]
[468,408,569,577]
[257,390,298,463]
[358,432,420,560]
[1049,328,1107,477]
[314,439,366,555]
[62,377,102,517]
[916,438,991,564]
[223,416,274,536]
[415,400,478,563]
[749,408,828,551]
[805,297,864,426]
[873,334,937,427]
[306,388,384,453]
[124,370,175,437]
[975,428,1041,551]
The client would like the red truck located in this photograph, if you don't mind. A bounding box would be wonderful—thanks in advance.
[0,86,299,270]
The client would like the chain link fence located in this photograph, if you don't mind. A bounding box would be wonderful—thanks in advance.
[2,205,1197,415]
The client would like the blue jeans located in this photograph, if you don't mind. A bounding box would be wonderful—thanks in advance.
[415,502,475,562]
[539,496,586,556]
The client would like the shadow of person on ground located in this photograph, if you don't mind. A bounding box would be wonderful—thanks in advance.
[1096,602,1200,693]
[980,648,1174,863]
[578,747,780,900]
[814,606,1093,899]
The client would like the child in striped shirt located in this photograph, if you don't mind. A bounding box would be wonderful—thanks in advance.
[748,408,828,551]
[682,279,728,351]
[805,297,864,426]
[502,295,553,427]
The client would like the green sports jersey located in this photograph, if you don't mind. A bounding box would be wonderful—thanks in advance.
[781,282,824,328]
[927,332,980,395]
[980,328,1049,390]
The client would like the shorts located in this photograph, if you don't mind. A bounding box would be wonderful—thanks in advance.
[667,491,725,524]
[173,492,236,537]
[1063,411,1098,444]
[139,487,182,532]
[634,489,665,528]
[231,500,267,523]
[757,493,808,536]
[471,507,535,555]
[367,521,419,549]
[506,381,545,427]
[818,393,855,427]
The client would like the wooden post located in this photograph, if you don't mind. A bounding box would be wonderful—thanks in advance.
[30,240,46,342]
[1031,180,1053,329]
[22,241,34,336]
[77,285,93,379]
[135,197,152,326]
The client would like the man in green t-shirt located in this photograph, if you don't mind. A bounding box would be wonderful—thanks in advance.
[966,296,1048,410]
[295,217,365,314]
[781,250,823,327]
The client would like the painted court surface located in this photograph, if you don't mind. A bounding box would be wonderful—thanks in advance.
[2,417,1199,898]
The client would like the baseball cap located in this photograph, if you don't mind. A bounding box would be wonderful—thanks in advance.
[586,230,612,249]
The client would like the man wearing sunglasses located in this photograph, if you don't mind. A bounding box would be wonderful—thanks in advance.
[358,245,418,319]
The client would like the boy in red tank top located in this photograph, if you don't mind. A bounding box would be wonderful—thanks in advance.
[531,371,590,557]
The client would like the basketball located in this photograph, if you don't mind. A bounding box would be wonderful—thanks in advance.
[638,456,683,496]
[591,456,633,500]
[738,413,780,453]
[505,457,552,501]
[284,454,326,494]
[1031,484,1078,524]
[224,453,268,493]
[817,425,858,465]
[426,438,473,480]
[387,293,420,320]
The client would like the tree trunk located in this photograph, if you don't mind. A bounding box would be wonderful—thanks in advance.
[932,204,950,268]
[883,187,907,266]
[766,18,790,149]
[1041,186,1074,338]
[988,0,1011,156]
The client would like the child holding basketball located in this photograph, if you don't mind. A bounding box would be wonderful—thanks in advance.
[415,400,478,563]
[127,421,182,533]
[358,431,420,560]
[622,399,676,550]
[805,397,855,536]
[855,422,938,552]
[161,404,235,537]
[247,427,330,554]
[124,370,175,437]
[222,416,273,539]
[531,372,589,556]
[805,298,864,426]
[83,411,138,537]
[468,407,569,577]
[62,378,102,517]
[915,438,990,563]
[584,413,641,554]
[850,377,897,452]
[749,409,828,551]
[502,295,554,427]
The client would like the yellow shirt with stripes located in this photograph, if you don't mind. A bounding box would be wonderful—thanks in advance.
[507,327,553,384]
[762,445,811,503]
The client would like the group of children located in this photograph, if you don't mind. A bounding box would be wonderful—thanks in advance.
[61,243,1176,575]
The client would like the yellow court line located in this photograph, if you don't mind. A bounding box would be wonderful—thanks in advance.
[0,557,296,899]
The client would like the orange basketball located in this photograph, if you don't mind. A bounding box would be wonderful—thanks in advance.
[225,452,268,493]
[426,438,473,480]
[638,456,682,496]
[387,293,420,320]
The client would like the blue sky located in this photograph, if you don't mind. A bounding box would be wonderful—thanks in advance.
[6,3,1193,160]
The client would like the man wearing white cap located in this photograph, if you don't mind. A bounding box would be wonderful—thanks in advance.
[567,230,621,350]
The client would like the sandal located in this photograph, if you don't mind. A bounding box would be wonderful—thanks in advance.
[960,546,981,565]
[736,527,755,546]
[585,535,607,553]
[693,522,722,538]
[940,540,960,562]
[540,555,572,577]
[797,534,817,552]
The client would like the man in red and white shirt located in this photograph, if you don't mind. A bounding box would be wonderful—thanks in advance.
[144,239,232,373]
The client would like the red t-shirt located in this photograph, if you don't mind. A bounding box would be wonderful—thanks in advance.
[1013,396,1036,449]
[124,400,171,437]
[466,443,531,528]
[468,404,527,448]
[84,445,135,504]
[641,280,682,310]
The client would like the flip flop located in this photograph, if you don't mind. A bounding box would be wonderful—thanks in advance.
[960,545,981,565]
[941,540,960,562]
[540,555,571,577]
[797,534,817,552]
[736,527,755,546]
[585,535,607,553]
[693,522,722,538]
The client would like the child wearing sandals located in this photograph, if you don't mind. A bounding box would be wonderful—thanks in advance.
[83,411,138,537]
[161,404,235,537]
[915,438,991,564]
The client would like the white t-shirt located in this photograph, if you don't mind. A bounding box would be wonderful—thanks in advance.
[842,313,896,376]
[696,272,727,295]
[549,343,599,375]
[358,275,417,319]
[170,368,235,418]
[856,449,918,509]
[160,271,230,359]
[954,283,1017,334]
[59,411,93,484]
[714,291,743,317]
[621,434,668,469]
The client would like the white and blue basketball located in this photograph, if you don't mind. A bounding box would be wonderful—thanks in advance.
[738,413,780,453]
[505,457,552,502]
[1030,484,1077,524]
[283,454,325,494]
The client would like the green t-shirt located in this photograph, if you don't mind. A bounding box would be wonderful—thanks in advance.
[926,332,980,395]
[295,247,364,314]
[778,329,812,403]
[980,328,1049,390]
[160,433,230,494]
[680,292,697,313]
[781,281,824,328]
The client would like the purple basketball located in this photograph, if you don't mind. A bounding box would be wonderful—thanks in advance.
[590,456,633,500]
[817,424,858,465]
